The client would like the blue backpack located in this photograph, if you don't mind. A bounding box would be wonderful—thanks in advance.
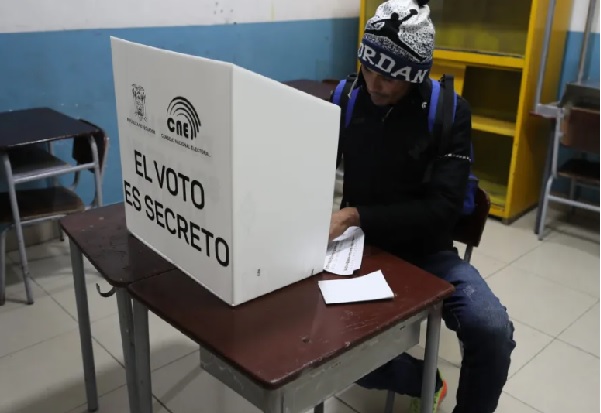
[331,74,478,216]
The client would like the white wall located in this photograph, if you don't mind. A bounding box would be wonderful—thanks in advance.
[570,0,600,32]
[2,0,597,34]
[0,0,361,33]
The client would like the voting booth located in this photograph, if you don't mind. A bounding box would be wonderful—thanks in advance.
[110,37,340,306]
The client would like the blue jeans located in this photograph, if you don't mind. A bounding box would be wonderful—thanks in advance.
[356,249,516,413]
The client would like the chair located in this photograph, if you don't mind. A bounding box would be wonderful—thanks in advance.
[0,120,109,305]
[537,104,600,240]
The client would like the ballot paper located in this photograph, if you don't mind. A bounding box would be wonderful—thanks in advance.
[318,270,394,304]
[323,226,365,275]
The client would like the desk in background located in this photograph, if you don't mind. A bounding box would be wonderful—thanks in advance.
[0,107,104,304]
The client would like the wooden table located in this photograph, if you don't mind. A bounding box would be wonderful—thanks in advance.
[1,107,102,304]
[128,247,453,413]
[60,203,454,413]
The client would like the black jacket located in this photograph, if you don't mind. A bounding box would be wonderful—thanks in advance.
[333,77,473,263]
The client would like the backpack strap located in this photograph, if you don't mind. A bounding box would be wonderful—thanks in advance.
[332,74,359,128]
[441,74,457,147]
[345,88,360,128]
[331,80,347,106]
[427,79,441,136]
[428,75,458,158]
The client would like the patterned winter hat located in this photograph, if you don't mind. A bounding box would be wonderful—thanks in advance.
[358,0,434,83]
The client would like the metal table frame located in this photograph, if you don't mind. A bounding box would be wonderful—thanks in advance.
[66,234,444,413]
[124,299,443,413]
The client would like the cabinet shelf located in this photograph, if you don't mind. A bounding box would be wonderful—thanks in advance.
[472,116,516,137]
[434,50,525,70]
[478,180,509,209]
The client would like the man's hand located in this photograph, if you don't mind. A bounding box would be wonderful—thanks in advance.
[329,207,360,241]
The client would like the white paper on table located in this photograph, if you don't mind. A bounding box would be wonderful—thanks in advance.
[318,270,394,305]
[323,226,365,276]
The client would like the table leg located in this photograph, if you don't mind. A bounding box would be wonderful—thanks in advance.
[69,241,99,412]
[2,153,34,304]
[420,303,442,413]
[0,230,6,305]
[133,299,153,413]
[116,289,140,413]
[535,121,556,235]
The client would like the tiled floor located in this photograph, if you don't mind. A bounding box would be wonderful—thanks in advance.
[0,206,598,413]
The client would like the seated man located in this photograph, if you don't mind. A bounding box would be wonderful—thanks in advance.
[328,0,516,412]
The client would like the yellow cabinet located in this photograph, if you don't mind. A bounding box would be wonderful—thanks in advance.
[358,0,573,222]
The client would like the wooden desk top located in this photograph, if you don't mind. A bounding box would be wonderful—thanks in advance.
[0,108,100,151]
[283,80,337,101]
[128,247,454,389]
[59,203,175,286]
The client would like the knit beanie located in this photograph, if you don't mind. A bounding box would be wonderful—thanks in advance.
[358,0,434,83]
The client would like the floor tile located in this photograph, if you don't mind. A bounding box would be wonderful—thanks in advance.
[0,263,48,314]
[67,385,168,413]
[91,311,198,372]
[18,250,101,297]
[152,352,357,413]
[11,244,117,322]
[546,209,599,247]
[513,236,599,297]
[7,238,70,263]
[337,385,404,413]
[558,302,600,357]
[50,278,118,323]
[506,340,600,413]
[495,392,542,413]
[511,206,568,237]
[468,250,509,278]
[547,230,600,261]
[486,264,597,336]
[0,330,126,413]
[476,219,542,263]
[507,320,554,378]
[0,295,76,358]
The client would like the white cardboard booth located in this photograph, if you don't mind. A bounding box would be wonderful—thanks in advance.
[110,37,340,306]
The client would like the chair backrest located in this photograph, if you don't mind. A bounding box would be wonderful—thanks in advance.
[452,186,491,249]
[72,119,109,173]
[561,106,600,154]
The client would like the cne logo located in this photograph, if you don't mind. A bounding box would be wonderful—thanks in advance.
[167,97,201,140]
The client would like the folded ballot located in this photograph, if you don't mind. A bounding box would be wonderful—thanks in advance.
[318,270,394,304]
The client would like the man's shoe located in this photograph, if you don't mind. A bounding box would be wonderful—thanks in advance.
[408,379,447,413]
